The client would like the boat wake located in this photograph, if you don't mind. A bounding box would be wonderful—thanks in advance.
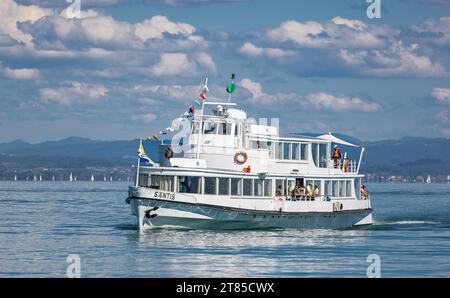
[387,220,440,225]
[371,219,445,229]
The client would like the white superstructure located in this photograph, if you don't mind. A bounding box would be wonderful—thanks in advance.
[127,79,373,231]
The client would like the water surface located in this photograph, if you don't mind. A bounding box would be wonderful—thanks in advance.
[0,182,449,277]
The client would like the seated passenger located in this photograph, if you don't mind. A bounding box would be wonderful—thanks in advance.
[361,184,369,200]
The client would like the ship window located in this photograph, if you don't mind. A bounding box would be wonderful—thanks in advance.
[339,181,345,197]
[192,121,201,134]
[204,177,217,195]
[264,179,272,197]
[203,121,217,134]
[260,141,272,150]
[346,180,352,197]
[324,180,331,196]
[274,142,282,159]
[138,174,148,187]
[355,178,361,200]
[218,122,232,135]
[283,143,291,160]
[332,180,338,197]
[150,175,161,189]
[319,144,327,168]
[287,180,295,196]
[312,143,319,167]
[178,176,202,194]
[275,179,284,196]
[314,181,321,196]
[251,140,260,149]
[254,179,263,197]
[218,178,230,195]
[243,179,253,196]
[300,144,308,160]
[231,178,242,196]
[291,143,299,160]
[160,176,174,191]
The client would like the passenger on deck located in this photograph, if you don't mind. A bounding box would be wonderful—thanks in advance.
[361,184,369,200]
[313,186,320,200]
[343,152,349,172]
[332,145,342,169]
[293,184,304,200]
[306,182,313,200]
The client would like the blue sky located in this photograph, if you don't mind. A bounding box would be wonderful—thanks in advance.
[1,0,450,143]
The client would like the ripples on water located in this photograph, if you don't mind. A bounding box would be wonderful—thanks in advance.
[0,182,449,277]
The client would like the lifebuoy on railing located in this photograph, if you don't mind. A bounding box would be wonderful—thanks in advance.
[234,151,248,164]
[165,146,174,160]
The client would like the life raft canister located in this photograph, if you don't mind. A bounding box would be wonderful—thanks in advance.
[234,151,248,164]
[165,146,174,160]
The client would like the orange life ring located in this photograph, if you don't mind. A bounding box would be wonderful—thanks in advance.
[165,147,174,160]
[234,151,248,164]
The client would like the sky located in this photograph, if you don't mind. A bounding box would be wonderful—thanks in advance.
[0,0,450,143]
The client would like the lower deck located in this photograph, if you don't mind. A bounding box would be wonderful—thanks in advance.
[136,166,368,203]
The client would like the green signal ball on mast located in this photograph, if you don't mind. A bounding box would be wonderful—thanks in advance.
[226,83,236,94]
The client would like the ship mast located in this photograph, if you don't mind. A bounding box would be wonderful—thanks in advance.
[196,77,208,160]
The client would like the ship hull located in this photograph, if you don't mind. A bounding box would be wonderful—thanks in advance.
[129,197,373,231]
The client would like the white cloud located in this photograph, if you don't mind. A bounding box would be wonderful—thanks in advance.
[267,20,327,48]
[239,78,298,105]
[134,84,199,102]
[193,52,217,74]
[135,15,196,41]
[365,42,447,77]
[151,52,216,76]
[305,92,382,112]
[1,66,40,80]
[151,53,195,76]
[239,78,382,112]
[40,81,108,105]
[241,17,447,78]
[332,16,366,31]
[238,42,293,58]
[432,88,450,103]
[0,0,52,44]
[131,113,158,123]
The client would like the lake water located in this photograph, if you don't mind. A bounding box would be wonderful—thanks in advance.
[0,182,449,277]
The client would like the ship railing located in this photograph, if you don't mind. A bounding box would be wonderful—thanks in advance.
[329,159,358,173]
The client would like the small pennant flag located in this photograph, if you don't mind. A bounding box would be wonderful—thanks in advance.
[195,99,202,106]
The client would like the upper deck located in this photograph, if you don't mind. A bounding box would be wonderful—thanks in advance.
[156,100,364,177]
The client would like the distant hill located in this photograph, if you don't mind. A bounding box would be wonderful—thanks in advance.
[1,135,450,176]
[0,137,161,169]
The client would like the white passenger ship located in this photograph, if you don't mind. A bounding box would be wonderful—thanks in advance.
[126,78,373,230]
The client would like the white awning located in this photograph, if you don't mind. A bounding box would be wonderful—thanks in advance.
[317,133,359,147]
